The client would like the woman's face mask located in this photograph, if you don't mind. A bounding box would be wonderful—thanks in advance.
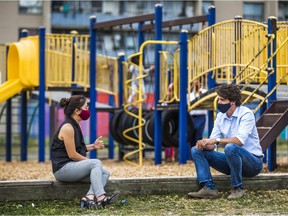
[217,102,231,113]
[79,109,90,120]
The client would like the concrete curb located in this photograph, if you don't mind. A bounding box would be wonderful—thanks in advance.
[1,174,288,201]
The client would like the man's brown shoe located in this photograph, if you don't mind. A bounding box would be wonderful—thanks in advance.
[227,188,244,200]
[188,186,219,199]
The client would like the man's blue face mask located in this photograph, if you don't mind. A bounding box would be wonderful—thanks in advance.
[217,102,231,113]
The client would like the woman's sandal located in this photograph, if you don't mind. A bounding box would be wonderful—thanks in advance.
[80,196,98,209]
[97,193,119,208]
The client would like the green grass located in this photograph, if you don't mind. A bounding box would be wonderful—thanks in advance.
[1,190,288,215]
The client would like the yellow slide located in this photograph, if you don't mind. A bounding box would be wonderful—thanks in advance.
[0,36,39,103]
[0,80,26,104]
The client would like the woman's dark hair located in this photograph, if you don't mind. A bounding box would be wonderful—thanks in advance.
[59,95,86,117]
[216,84,242,106]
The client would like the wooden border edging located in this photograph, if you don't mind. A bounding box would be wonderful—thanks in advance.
[1,174,288,201]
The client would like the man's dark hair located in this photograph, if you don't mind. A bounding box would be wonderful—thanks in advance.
[216,84,242,106]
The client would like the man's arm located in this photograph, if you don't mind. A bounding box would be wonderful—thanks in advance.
[202,137,242,147]
[204,109,255,147]
[235,111,256,145]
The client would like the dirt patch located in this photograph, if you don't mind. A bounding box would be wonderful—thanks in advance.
[0,157,287,181]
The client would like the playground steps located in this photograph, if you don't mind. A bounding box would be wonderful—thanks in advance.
[1,174,288,201]
[257,100,288,152]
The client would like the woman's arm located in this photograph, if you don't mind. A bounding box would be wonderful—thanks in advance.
[59,124,88,161]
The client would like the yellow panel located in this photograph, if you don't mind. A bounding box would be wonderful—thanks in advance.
[24,36,39,86]
[7,36,39,87]
[45,34,73,87]
[7,43,20,81]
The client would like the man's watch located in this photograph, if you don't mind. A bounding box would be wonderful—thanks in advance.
[216,138,221,145]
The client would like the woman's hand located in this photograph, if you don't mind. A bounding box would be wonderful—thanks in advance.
[93,136,105,149]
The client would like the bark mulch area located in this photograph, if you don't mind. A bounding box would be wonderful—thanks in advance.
[0,157,287,181]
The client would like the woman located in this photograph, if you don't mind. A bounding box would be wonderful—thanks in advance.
[51,95,119,209]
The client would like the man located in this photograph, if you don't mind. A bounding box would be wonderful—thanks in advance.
[188,84,263,200]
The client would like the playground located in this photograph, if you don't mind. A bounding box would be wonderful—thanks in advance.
[0,4,288,214]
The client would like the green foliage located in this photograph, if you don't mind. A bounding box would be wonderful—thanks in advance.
[1,190,288,215]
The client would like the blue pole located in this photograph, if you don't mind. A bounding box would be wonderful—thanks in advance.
[207,6,216,137]
[138,21,145,50]
[89,16,97,159]
[117,53,125,160]
[267,16,277,171]
[118,53,125,108]
[207,6,216,84]
[39,27,46,162]
[207,5,216,85]
[6,100,11,162]
[20,29,28,161]
[179,30,188,164]
[5,44,11,162]
[108,94,114,159]
[154,4,163,165]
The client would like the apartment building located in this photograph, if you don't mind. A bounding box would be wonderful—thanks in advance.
[0,1,51,43]
[0,1,288,50]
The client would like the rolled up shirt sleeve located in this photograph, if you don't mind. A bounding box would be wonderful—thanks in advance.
[236,111,255,145]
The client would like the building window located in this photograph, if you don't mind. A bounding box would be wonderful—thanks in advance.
[279,1,288,21]
[51,1,102,14]
[177,1,195,17]
[243,2,264,22]
[19,0,43,14]
[91,1,102,13]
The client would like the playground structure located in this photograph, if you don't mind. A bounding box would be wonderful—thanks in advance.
[0,5,287,171]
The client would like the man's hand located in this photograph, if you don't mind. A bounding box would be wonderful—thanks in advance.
[196,139,205,150]
[196,138,216,151]
[202,138,216,146]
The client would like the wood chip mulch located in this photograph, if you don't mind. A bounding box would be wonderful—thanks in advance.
[0,157,287,181]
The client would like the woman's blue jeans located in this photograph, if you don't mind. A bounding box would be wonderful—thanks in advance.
[191,144,263,188]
